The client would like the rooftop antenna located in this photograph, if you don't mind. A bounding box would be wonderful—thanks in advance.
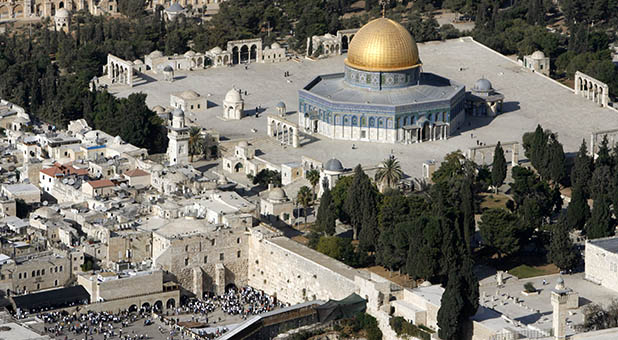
[379,0,387,18]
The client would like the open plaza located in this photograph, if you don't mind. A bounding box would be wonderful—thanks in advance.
[108,36,618,177]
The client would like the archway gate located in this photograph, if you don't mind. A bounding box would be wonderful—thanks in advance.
[227,38,262,64]
[106,54,134,87]
[267,115,300,148]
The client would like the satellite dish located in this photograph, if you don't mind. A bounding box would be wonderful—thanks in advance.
[68,179,75,185]
[42,201,48,206]
[62,179,68,184]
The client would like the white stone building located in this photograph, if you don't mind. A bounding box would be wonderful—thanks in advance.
[166,109,190,165]
[170,90,207,113]
[523,50,550,76]
[585,237,618,292]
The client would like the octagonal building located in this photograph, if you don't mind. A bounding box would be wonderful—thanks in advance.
[298,18,466,144]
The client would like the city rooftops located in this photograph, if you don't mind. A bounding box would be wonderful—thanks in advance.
[124,168,150,177]
[40,162,89,178]
[86,179,115,189]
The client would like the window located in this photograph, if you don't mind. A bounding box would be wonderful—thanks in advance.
[59,265,63,272]
[18,273,21,279]
[236,238,241,244]
[184,258,189,266]
[42,269,45,275]
[54,280,58,286]
[211,239,215,246]
[237,251,241,258]
[219,253,224,261]
[203,256,208,264]
[32,270,35,277]
[36,270,40,276]
[191,105,194,110]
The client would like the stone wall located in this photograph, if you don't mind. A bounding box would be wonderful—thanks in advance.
[585,238,618,292]
[247,233,359,304]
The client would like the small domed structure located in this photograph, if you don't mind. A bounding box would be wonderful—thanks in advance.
[163,65,174,82]
[268,187,287,201]
[184,51,196,58]
[473,78,493,93]
[149,50,163,58]
[133,59,144,65]
[172,108,184,117]
[164,2,186,21]
[276,101,286,116]
[223,88,244,120]
[181,90,200,99]
[271,42,281,49]
[531,50,546,59]
[152,105,166,114]
[210,46,223,54]
[555,277,566,291]
[324,158,344,172]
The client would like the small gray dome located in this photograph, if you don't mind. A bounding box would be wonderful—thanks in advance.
[276,101,286,109]
[163,65,174,72]
[172,108,184,117]
[268,187,287,201]
[55,8,70,18]
[324,158,344,172]
[473,78,492,92]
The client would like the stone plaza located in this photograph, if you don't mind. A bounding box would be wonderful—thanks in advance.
[107,36,618,178]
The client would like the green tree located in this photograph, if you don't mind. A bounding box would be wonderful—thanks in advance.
[297,185,313,224]
[491,141,507,193]
[188,126,203,162]
[596,135,613,169]
[331,175,353,224]
[306,169,320,199]
[549,220,579,270]
[374,155,403,192]
[479,208,522,258]
[586,195,615,239]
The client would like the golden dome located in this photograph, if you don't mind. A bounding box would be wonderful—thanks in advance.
[345,18,421,72]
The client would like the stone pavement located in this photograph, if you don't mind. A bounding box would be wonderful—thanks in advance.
[107,38,618,178]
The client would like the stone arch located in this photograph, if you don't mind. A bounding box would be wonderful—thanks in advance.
[0,6,8,19]
[240,45,249,63]
[166,298,175,309]
[197,56,203,67]
[13,4,23,17]
[142,302,151,310]
[50,3,56,15]
[250,44,257,61]
[342,35,349,51]
[232,46,239,64]
[225,283,237,292]
[128,304,138,312]
[421,121,431,141]
[58,1,64,8]
[223,55,229,64]
[35,4,43,16]
[153,300,163,311]
[234,162,243,172]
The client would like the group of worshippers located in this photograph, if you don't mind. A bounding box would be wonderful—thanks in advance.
[38,308,153,340]
[177,286,285,321]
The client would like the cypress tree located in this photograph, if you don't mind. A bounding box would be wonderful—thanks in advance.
[567,184,590,230]
[344,165,378,248]
[596,135,612,169]
[547,135,567,186]
[316,186,336,236]
[438,271,465,340]
[571,139,593,195]
[491,142,507,193]
[586,195,614,239]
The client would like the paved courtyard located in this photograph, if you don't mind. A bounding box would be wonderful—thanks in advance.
[107,37,618,178]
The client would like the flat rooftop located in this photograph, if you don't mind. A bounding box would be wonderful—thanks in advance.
[108,37,618,177]
[587,237,618,253]
[303,72,463,107]
[139,217,217,238]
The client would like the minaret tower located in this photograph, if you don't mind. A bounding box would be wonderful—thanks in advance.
[167,108,190,165]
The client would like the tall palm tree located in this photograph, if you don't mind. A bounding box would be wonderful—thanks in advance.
[306,169,320,199]
[297,186,312,224]
[375,155,403,192]
[188,127,203,162]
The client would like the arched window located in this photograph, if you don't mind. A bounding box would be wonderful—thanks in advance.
[369,117,375,127]
[352,116,358,126]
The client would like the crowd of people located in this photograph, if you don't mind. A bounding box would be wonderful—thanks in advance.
[177,286,285,321]
[38,308,155,340]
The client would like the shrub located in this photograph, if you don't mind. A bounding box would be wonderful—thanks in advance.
[389,316,431,340]
[524,282,536,293]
